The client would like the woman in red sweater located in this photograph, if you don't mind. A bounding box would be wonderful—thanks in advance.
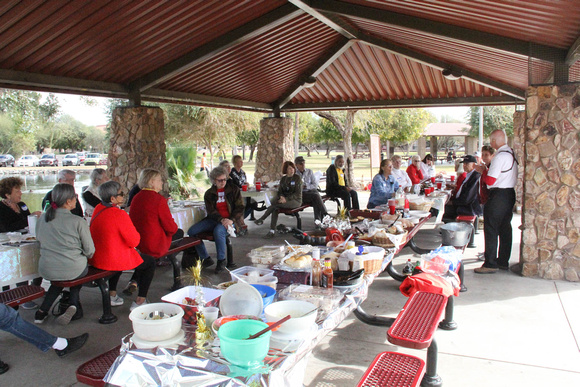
[406,155,424,185]
[90,181,155,311]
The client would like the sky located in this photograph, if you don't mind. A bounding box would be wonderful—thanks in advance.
[50,92,470,127]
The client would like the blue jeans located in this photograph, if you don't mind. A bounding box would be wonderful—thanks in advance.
[188,218,227,261]
[0,304,56,352]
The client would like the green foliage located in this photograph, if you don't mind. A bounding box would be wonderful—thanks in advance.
[367,108,435,145]
[166,146,209,199]
[466,106,514,137]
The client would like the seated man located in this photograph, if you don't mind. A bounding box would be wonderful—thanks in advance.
[391,155,412,191]
[42,169,83,216]
[325,155,359,211]
[295,156,328,222]
[443,155,482,220]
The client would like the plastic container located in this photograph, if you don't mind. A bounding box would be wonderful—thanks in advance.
[264,300,317,335]
[161,286,223,325]
[218,319,271,367]
[277,284,343,316]
[230,266,275,283]
[129,303,184,342]
[250,284,276,311]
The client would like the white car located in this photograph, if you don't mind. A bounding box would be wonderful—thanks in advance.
[62,153,80,166]
[16,155,40,167]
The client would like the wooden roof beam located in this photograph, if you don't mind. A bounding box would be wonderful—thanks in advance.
[565,34,580,66]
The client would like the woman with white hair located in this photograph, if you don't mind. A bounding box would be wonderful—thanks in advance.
[406,155,424,185]
[82,168,109,217]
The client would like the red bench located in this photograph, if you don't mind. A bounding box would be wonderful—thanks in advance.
[277,204,310,229]
[0,285,45,308]
[357,351,425,387]
[76,345,120,387]
[51,267,117,324]
[456,214,478,248]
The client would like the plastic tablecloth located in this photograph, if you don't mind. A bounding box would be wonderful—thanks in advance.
[0,241,40,287]
[171,203,207,231]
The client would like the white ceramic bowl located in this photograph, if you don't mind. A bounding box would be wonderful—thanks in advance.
[129,302,184,342]
[264,300,317,335]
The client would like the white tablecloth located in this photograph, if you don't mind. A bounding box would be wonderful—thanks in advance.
[240,189,277,206]
[170,204,207,231]
[0,242,40,287]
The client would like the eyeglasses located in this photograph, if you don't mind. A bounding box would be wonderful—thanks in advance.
[216,178,227,183]
[116,192,125,197]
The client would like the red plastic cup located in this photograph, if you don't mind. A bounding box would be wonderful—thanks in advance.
[242,184,248,191]
[255,182,261,191]
[450,175,455,182]
[437,182,442,190]
[430,177,436,184]
[389,205,396,215]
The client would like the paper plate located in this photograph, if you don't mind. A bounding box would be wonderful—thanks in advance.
[219,282,263,318]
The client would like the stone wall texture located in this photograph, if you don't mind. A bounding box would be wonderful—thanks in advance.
[254,117,294,183]
[108,107,167,192]
[513,110,525,206]
[521,84,580,281]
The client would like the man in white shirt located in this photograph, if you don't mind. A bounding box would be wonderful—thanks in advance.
[473,130,518,274]
[295,156,328,222]
[391,155,412,191]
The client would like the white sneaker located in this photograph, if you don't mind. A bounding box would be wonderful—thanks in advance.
[110,295,124,307]
[130,300,148,311]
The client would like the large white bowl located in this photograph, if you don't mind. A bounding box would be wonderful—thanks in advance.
[264,300,317,335]
[129,302,184,342]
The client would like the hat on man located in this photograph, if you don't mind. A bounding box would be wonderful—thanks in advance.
[461,155,477,163]
[474,151,481,157]
[295,156,305,164]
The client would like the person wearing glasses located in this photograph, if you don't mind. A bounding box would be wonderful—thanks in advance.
[42,170,83,217]
[127,169,181,304]
[188,166,244,273]
[89,181,153,310]
[391,155,412,191]
[367,159,399,209]
[0,176,42,233]
[406,155,424,185]
[325,155,359,211]
[81,168,109,217]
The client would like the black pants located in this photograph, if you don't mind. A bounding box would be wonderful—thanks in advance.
[39,266,89,313]
[130,254,156,298]
[302,190,328,221]
[483,188,516,268]
[330,188,359,211]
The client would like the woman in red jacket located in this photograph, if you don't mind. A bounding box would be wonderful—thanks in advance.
[406,155,424,185]
[90,181,155,311]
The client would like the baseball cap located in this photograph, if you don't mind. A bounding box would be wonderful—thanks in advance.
[461,155,477,163]
[294,156,305,164]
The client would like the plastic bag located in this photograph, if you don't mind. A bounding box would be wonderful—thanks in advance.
[399,271,460,298]
[421,246,462,274]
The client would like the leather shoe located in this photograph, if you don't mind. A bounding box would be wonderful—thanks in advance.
[202,257,215,268]
[55,333,89,358]
[214,260,226,274]
[498,265,509,270]
[474,266,498,274]
[0,360,9,374]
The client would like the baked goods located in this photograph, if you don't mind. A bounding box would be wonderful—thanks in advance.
[380,213,399,224]
[284,254,312,269]
[349,216,365,223]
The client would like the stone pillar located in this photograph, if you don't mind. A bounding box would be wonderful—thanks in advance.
[417,137,427,159]
[464,136,478,155]
[520,84,580,281]
[254,117,294,183]
[109,107,167,192]
[512,111,526,207]
[430,136,438,159]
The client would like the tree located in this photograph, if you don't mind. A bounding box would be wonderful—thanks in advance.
[237,129,260,161]
[313,116,342,157]
[466,106,514,138]
[297,113,321,156]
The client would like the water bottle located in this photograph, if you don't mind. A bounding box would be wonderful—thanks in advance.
[402,259,413,276]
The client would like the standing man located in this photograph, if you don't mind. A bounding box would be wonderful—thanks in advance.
[473,130,518,274]
[325,155,359,211]
[391,155,412,191]
[42,169,83,217]
[295,156,328,222]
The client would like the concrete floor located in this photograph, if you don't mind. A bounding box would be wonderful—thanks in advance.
[2,193,579,386]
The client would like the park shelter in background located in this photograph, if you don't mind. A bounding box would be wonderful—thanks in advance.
[0,1,579,281]
[418,123,473,161]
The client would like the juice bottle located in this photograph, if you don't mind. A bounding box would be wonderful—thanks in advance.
[321,258,334,288]
[311,250,321,287]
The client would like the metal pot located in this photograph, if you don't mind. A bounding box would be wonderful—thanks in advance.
[292,229,327,245]
[440,222,472,247]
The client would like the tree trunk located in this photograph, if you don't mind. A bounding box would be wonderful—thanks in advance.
[326,142,331,157]
[249,145,255,162]
[242,143,246,160]
[306,146,312,157]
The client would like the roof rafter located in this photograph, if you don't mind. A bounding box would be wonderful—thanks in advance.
[307,0,567,62]
[128,3,302,93]
[282,95,519,112]
[276,37,354,109]
[565,34,580,66]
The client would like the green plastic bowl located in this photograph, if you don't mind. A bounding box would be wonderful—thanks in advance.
[218,319,271,367]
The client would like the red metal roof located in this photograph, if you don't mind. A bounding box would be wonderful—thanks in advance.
[0,0,578,112]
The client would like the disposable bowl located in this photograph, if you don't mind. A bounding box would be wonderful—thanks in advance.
[250,284,276,311]
[264,300,317,335]
[218,319,271,367]
[129,302,184,342]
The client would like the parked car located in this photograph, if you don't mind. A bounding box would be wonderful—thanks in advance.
[62,153,80,166]
[98,154,108,166]
[77,152,86,163]
[0,154,15,167]
[39,154,59,167]
[84,153,101,166]
[16,155,40,167]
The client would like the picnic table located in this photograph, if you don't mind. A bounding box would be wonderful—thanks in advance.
[169,202,207,231]
[0,240,40,288]
[94,215,434,387]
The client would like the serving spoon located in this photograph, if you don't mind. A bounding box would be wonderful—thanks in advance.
[246,315,291,340]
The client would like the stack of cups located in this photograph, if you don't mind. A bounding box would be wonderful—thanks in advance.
[27,215,38,237]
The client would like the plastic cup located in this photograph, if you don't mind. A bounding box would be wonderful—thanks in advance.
[450,175,455,182]
[437,181,442,190]
[430,177,436,184]
[203,306,219,327]
[255,182,261,191]
[389,205,396,215]
[242,184,248,191]
[27,215,37,236]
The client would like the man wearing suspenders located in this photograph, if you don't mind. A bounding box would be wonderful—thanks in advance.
[473,130,518,274]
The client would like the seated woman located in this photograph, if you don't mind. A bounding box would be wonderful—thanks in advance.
[443,155,483,220]
[0,177,41,232]
[406,155,424,185]
[188,166,244,273]
[81,168,108,217]
[89,181,154,310]
[254,161,302,238]
[420,154,440,179]
[34,184,95,325]
[367,159,399,209]
[128,169,182,305]
[229,155,253,221]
